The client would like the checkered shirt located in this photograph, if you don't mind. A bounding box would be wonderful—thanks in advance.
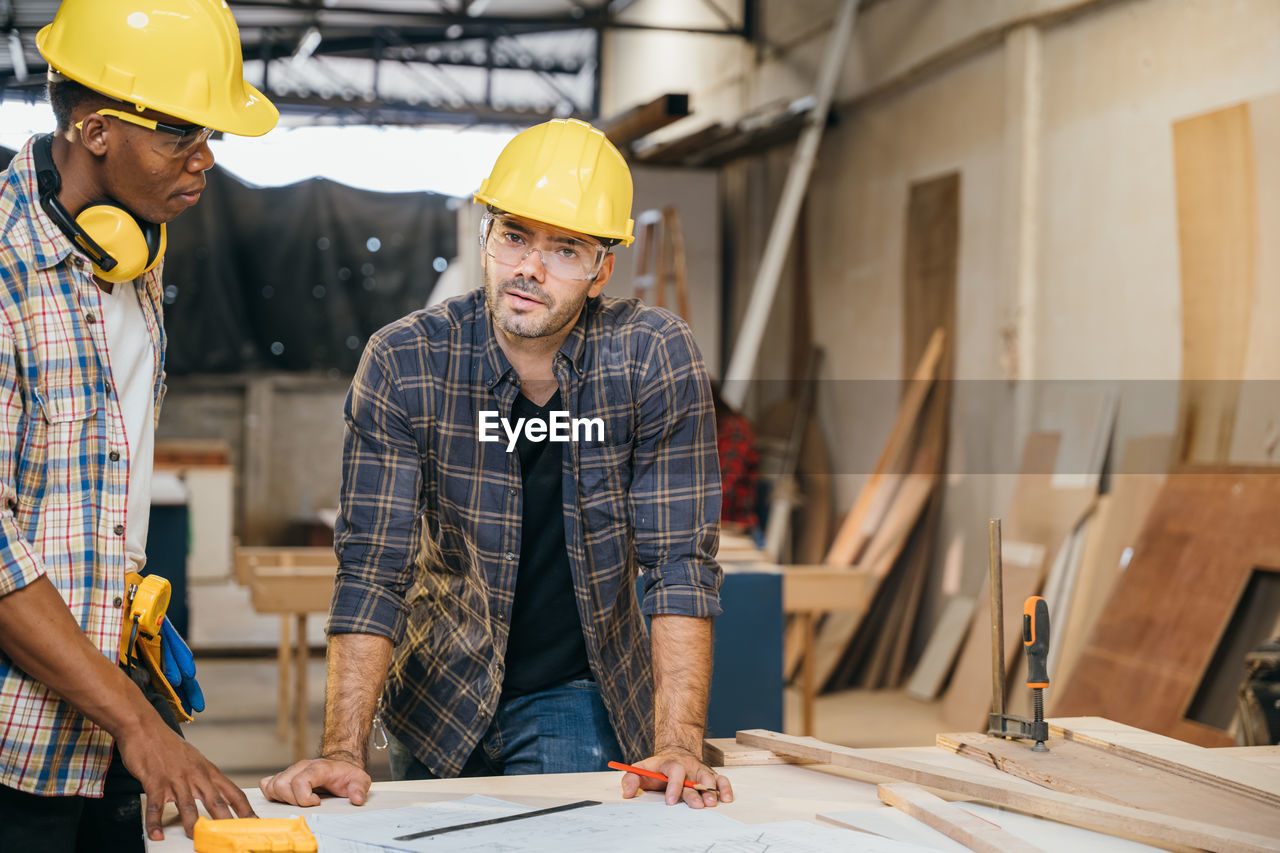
[0,136,167,796]
[331,287,723,777]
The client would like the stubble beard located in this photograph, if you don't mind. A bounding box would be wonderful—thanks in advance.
[487,274,587,340]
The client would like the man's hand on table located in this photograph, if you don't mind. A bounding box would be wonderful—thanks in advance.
[619,747,733,808]
[120,724,256,841]
[258,755,371,807]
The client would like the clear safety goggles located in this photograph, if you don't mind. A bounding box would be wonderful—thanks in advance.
[77,108,214,159]
[480,213,609,282]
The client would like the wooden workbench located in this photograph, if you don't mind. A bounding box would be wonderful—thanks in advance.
[145,745,1179,852]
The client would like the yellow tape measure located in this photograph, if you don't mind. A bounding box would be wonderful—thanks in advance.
[192,816,317,853]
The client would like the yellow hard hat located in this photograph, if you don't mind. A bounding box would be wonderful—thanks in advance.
[475,118,634,246]
[36,0,278,137]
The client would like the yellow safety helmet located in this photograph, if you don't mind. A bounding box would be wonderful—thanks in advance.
[36,0,278,137]
[475,118,634,246]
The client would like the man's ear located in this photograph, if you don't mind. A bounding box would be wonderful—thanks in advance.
[587,252,616,298]
[76,112,110,157]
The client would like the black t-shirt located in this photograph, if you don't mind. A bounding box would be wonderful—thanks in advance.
[500,389,593,698]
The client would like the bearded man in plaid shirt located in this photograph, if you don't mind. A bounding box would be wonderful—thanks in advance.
[261,118,736,811]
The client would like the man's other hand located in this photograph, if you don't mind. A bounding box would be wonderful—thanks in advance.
[618,748,733,809]
[258,756,372,807]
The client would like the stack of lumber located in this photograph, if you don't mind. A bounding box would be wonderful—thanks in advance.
[783,327,950,693]
[737,718,1280,852]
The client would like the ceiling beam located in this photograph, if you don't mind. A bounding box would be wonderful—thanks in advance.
[599,92,689,147]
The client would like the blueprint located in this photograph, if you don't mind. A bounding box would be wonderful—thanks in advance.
[305,795,939,852]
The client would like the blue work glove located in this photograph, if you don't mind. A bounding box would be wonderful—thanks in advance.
[160,617,206,716]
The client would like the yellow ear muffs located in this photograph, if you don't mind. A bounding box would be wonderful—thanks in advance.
[74,204,166,284]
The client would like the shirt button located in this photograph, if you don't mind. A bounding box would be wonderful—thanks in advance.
[112,596,123,608]
[109,451,121,462]
[114,524,125,536]
[508,487,517,496]
[85,312,97,324]
[505,552,515,561]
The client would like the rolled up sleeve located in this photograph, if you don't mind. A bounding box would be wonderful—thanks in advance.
[630,319,722,618]
[0,322,45,598]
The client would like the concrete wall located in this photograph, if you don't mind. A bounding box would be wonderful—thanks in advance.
[598,0,1280,638]
[158,374,348,546]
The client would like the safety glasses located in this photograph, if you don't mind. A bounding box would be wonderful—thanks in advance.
[480,213,608,282]
[77,108,214,159]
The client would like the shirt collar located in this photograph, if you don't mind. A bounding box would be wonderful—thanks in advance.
[475,289,594,389]
[12,135,78,272]
[557,296,592,377]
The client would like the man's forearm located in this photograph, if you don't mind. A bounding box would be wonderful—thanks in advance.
[0,576,157,740]
[650,614,713,756]
[320,632,393,767]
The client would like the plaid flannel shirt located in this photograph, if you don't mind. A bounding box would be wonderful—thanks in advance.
[331,288,722,777]
[0,136,167,796]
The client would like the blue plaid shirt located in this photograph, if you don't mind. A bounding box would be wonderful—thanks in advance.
[330,287,722,777]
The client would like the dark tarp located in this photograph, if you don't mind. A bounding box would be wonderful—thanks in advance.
[1,143,457,375]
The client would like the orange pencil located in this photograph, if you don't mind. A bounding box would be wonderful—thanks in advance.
[608,761,717,794]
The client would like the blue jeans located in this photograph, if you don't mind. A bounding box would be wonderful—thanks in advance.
[388,678,623,779]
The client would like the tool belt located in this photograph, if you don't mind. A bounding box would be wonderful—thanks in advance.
[117,571,193,724]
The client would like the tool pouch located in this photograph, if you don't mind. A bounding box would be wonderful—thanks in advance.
[118,571,193,724]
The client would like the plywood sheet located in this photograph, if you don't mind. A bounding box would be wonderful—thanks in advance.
[1173,103,1257,462]
[1052,468,1280,746]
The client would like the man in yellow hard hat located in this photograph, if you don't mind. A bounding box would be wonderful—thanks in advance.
[0,1,277,849]
[261,118,734,808]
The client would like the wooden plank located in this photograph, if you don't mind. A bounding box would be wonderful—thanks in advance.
[234,545,336,586]
[877,783,1047,853]
[154,438,232,468]
[781,566,873,614]
[1040,389,1117,493]
[1173,103,1257,463]
[736,729,1280,853]
[876,491,940,687]
[1040,511,1091,681]
[824,329,945,567]
[906,595,977,701]
[701,738,810,767]
[1049,716,1280,807]
[809,473,936,688]
[1230,92,1280,465]
[1217,746,1280,769]
[250,566,336,614]
[936,731,1280,839]
[1052,469,1280,746]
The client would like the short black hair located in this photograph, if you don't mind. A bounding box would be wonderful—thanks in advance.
[46,76,114,133]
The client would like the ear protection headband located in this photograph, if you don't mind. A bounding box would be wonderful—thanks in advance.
[33,134,166,284]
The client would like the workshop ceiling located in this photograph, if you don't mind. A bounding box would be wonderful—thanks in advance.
[0,1,754,127]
